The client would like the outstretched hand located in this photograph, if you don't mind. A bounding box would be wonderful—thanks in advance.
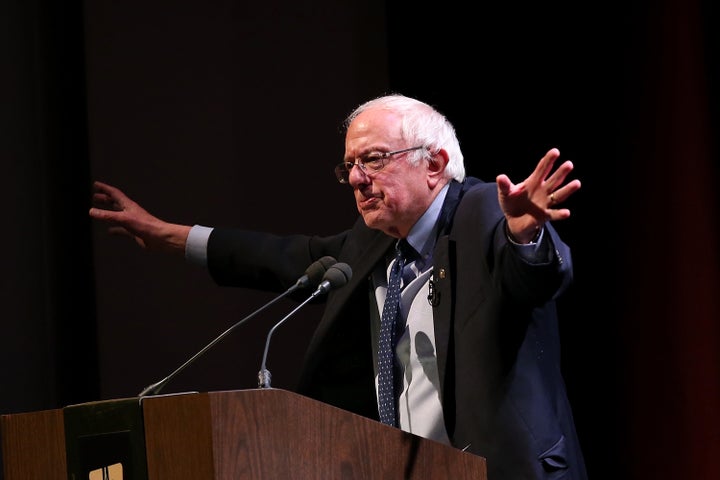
[496,148,581,244]
[89,181,191,255]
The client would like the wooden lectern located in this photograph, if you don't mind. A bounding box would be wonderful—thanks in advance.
[1,389,486,479]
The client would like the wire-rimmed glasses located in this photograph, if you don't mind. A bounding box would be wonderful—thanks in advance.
[334,145,425,184]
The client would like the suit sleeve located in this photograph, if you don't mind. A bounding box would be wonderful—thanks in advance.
[206,228,349,292]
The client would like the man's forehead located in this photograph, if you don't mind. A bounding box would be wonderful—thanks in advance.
[346,110,403,149]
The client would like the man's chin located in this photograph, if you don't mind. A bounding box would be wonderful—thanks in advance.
[361,213,397,237]
[361,211,383,230]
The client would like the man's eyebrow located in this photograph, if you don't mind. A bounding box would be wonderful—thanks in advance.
[361,146,391,155]
[345,147,383,160]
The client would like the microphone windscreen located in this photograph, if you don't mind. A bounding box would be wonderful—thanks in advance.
[323,262,352,289]
[317,256,337,271]
[297,256,337,289]
[306,256,337,286]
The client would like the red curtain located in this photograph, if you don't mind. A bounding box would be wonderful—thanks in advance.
[625,1,720,478]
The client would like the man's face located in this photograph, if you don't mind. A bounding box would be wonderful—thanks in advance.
[344,108,436,238]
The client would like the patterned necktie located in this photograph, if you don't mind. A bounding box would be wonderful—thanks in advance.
[377,240,414,426]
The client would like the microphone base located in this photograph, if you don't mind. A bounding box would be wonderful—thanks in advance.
[257,369,272,389]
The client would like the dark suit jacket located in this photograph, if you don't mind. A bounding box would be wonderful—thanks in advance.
[207,178,588,480]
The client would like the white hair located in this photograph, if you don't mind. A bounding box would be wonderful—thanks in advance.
[344,94,466,182]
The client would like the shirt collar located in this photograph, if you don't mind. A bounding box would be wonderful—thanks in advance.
[405,183,449,261]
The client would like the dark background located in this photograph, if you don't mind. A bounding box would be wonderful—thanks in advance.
[2,0,718,479]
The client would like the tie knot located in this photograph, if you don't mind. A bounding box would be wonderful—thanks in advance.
[396,239,418,262]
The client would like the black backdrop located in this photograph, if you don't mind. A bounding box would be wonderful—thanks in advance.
[2,1,718,479]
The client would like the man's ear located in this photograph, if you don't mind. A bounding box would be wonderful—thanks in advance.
[427,149,450,186]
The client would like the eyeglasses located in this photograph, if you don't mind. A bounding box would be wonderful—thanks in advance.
[334,145,425,184]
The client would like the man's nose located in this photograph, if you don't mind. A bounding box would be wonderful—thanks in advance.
[348,163,370,186]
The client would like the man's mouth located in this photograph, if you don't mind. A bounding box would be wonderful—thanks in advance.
[358,195,380,210]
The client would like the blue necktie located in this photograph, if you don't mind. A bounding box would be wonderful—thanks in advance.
[378,240,414,426]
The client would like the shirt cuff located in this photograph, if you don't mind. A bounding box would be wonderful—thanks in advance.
[505,223,549,263]
[185,225,213,267]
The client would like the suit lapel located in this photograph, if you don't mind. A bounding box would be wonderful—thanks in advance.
[432,179,477,406]
[314,231,394,342]
[431,234,453,397]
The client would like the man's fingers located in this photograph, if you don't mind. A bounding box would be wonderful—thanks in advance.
[495,174,512,195]
[534,148,561,180]
[545,160,575,191]
[107,226,131,237]
[89,207,125,222]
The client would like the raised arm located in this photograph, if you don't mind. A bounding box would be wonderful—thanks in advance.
[88,180,191,255]
[496,148,581,244]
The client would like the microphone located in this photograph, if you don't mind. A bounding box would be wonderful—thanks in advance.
[137,256,337,397]
[257,262,352,388]
[294,256,338,290]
